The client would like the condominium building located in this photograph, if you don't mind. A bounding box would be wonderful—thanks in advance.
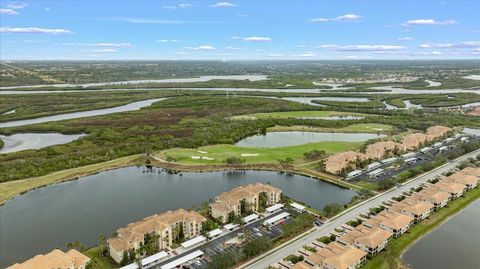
[108,209,206,264]
[445,173,479,189]
[364,141,401,160]
[429,181,466,199]
[460,167,480,177]
[305,242,367,269]
[210,183,281,223]
[389,198,434,223]
[337,225,392,256]
[409,189,450,210]
[7,249,90,269]
[363,211,414,238]
[426,126,451,141]
[324,151,365,175]
[401,133,429,150]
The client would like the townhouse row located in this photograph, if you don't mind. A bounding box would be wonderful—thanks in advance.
[287,166,479,269]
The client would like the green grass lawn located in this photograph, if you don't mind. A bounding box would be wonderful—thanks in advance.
[84,247,117,269]
[268,123,395,134]
[363,187,480,269]
[231,110,368,120]
[159,141,363,165]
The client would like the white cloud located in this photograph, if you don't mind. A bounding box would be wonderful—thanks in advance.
[419,41,480,49]
[226,46,241,50]
[243,36,272,42]
[211,2,235,8]
[6,2,28,9]
[82,49,117,53]
[91,43,131,48]
[294,52,315,57]
[316,44,404,51]
[267,53,283,57]
[255,49,265,52]
[397,37,414,41]
[186,45,215,50]
[0,8,18,15]
[175,52,188,55]
[310,13,362,23]
[0,27,73,35]
[230,36,242,39]
[416,51,442,56]
[178,3,193,8]
[297,44,308,48]
[163,3,193,9]
[402,19,456,26]
[157,39,179,43]
[44,7,50,11]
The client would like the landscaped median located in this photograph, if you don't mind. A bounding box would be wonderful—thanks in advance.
[0,154,144,205]
[363,187,480,269]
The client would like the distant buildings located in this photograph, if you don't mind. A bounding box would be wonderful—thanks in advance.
[210,183,282,223]
[323,125,452,175]
[108,209,206,264]
[7,249,90,269]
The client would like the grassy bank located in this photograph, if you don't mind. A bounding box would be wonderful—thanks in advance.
[0,154,142,205]
[363,187,480,269]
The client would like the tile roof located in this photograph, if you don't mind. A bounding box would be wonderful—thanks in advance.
[7,249,90,269]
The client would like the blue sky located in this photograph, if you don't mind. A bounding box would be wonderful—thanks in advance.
[1,0,479,60]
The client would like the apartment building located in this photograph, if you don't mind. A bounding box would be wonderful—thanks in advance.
[389,198,434,223]
[429,181,466,199]
[324,151,365,175]
[305,242,367,269]
[108,209,206,264]
[363,211,414,238]
[337,225,392,257]
[364,141,401,160]
[445,173,479,189]
[409,189,450,210]
[7,249,90,269]
[210,183,282,223]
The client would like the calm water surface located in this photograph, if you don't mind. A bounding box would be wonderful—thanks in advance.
[0,133,85,154]
[402,200,480,269]
[0,167,356,267]
[235,131,385,148]
[0,98,165,128]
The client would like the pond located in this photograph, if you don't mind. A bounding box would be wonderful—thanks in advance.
[0,98,165,128]
[402,200,480,269]
[0,167,357,267]
[0,133,85,154]
[235,131,385,148]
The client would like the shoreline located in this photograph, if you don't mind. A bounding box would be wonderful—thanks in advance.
[0,153,356,206]
[363,187,480,269]
[399,196,479,267]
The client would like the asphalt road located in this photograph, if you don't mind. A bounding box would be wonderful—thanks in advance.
[242,148,480,269]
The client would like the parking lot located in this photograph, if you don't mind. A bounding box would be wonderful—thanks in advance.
[350,137,479,183]
[150,209,295,269]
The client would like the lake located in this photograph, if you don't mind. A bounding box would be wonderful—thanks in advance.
[0,167,357,268]
[235,131,385,148]
[402,199,480,269]
[0,98,165,128]
[0,133,85,154]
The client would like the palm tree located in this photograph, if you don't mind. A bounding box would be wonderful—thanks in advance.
[98,234,106,256]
